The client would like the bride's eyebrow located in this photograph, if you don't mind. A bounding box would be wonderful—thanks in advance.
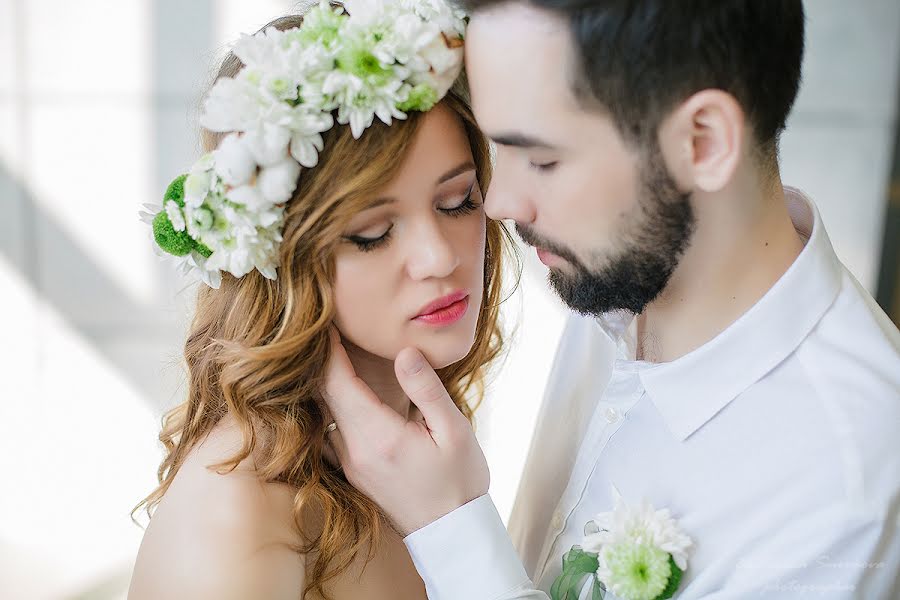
[436,160,476,184]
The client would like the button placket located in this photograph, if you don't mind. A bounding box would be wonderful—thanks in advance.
[535,373,645,585]
[603,406,621,424]
[534,409,627,583]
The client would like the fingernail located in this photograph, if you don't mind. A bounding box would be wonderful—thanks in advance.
[402,351,425,375]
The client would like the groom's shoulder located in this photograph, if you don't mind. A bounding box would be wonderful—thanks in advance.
[790,268,900,494]
[797,266,900,398]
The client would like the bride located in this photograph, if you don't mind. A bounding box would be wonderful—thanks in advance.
[127,2,514,598]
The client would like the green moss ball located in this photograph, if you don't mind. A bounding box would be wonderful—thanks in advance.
[153,211,194,256]
[164,174,188,208]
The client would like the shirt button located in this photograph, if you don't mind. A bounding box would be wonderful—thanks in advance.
[551,511,564,530]
[604,406,622,424]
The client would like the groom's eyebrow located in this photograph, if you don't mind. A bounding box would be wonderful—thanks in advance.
[490,133,557,150]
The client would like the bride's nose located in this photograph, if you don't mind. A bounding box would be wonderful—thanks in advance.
[405,220,460,281]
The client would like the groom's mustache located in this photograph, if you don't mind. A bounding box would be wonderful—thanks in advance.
[515,223,582,267]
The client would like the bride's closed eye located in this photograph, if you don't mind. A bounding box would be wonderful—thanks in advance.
[345,185,482,253]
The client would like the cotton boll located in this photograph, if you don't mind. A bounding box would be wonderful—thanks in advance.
[258,159,302,204]
[213,133,257,186]
[243,123,292,167]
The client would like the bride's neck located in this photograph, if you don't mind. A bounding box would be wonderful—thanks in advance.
[341,339,412,419]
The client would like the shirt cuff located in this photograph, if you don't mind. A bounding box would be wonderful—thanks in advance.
[403,494,532,600]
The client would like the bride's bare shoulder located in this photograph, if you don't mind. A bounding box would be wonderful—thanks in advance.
[128,417,306,600]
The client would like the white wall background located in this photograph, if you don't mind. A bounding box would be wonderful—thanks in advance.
[0,1,897,598]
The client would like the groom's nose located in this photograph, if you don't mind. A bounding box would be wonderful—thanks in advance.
[484,156,536,224]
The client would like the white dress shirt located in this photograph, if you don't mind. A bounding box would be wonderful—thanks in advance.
[404,187,900,599]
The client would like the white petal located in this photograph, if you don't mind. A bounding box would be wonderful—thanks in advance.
[200,77,257,132]
[290,133,323,168]
[349,109,372,139]
[165,200,186,231]
[258,263,278,280]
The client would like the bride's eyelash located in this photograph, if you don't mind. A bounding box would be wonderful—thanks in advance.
[346,187,481,253]
[440,187,479,217]
[348,230,392,253]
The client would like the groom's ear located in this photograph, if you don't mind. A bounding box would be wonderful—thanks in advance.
[657,89,745,194]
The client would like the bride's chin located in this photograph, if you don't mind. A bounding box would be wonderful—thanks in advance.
[417,338,476,371]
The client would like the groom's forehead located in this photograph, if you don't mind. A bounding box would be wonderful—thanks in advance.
[466,6,580,117]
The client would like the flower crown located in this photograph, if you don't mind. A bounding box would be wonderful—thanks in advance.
[139,0,467,289]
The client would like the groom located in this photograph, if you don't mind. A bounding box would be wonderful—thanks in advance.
[322,1,900,598]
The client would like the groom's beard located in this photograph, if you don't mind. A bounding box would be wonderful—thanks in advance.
[518,147,696,317]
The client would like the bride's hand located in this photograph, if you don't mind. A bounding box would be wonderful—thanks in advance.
[319,326,490,536]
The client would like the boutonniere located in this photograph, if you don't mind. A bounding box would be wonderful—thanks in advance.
[551,486,693,600]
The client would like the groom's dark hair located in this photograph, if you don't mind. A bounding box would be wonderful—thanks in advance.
[462,0,805,157]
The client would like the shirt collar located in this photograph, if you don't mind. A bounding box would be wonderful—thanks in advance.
[593,187,844,441]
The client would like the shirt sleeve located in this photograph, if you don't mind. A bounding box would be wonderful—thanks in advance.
[403,494,550,600]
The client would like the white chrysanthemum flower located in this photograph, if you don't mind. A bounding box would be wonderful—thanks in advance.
[290,1,346,50]
[193,197,285,283]
[186,204,214,233]
[582,487,693,572]
[194,152,215,171]
[147,0,468,287]
[290,130,325,168]
[598,542,672,600]
[232,26,285,69]
[262,72,301,103]
[287,108,333,167]
[139,202,222,288]
[342,0,389,28]
[180,252,223,289]
[400,0,467,36]
[200,76,263,133]
[324,70,408,138]
[183,174,210,208]
[205,245,252,279]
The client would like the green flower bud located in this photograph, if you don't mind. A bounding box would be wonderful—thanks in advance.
[398,84,439,112]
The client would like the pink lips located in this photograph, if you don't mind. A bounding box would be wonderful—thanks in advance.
[413,290,470,326]
[536,247,564,267]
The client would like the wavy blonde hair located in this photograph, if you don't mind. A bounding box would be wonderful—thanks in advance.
[132,8,516,600]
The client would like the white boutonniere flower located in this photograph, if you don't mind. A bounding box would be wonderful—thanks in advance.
[551,486,693,600]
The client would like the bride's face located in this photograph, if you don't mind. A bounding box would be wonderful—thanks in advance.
[331,104,487,369]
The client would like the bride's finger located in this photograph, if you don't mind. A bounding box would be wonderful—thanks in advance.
[321,325,405,438]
